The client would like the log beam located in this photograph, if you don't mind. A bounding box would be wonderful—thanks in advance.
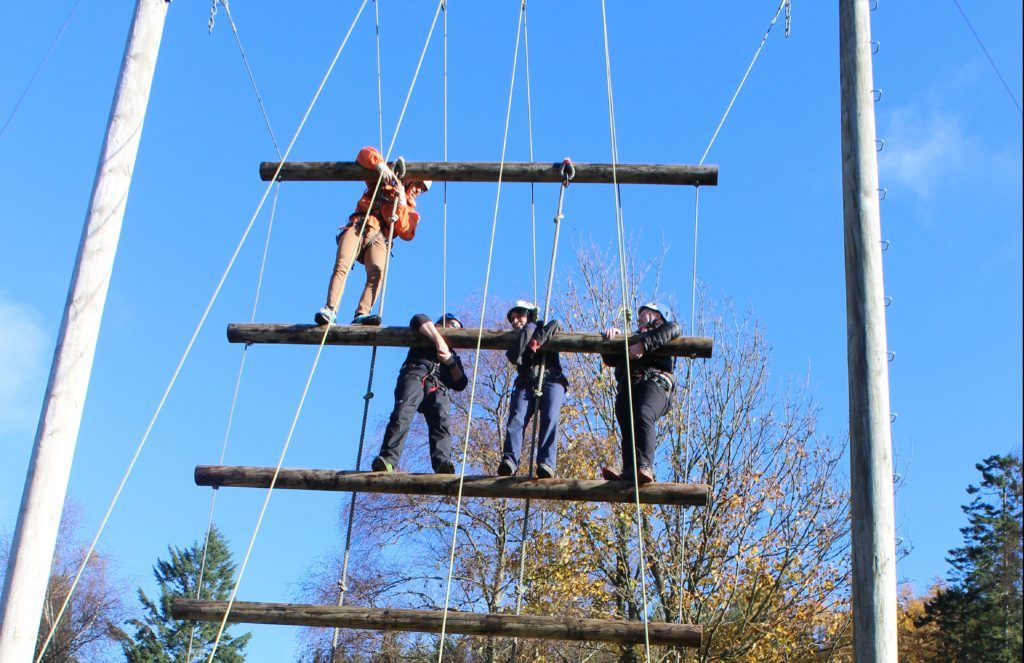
[259,160,718,186]
[227,324,713,359]
[194,465,710,507]
[171,599,703,647]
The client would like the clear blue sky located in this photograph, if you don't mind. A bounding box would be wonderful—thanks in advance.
[1,1,1021,659]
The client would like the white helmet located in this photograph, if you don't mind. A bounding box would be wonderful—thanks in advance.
[420,180,433,191]
[507,300,538,323]
[638,302,667,321]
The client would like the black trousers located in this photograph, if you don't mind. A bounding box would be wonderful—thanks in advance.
[377,368,453,471]
[614,378,671,472]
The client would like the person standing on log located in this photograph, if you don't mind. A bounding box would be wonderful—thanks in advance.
[497,301,569,479]
[371,313,468,474]
[315,146,431,326]
[600,303,680,485]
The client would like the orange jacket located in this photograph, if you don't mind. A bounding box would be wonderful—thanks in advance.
[347,146,421,241]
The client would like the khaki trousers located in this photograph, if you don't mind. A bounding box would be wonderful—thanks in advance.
[325,219,390,318]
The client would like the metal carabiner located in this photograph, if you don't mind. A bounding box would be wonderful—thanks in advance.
[560,157,576,187]
[393,156,407,179]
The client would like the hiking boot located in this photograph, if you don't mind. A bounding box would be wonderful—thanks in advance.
[637,467,656,485]
[601,466,623,482]
[371,456,394,473]
[351,314,382,326]
[497,459,516,477]
[314,306,336,326]
[435,459,456,475]
[536,463,555,479]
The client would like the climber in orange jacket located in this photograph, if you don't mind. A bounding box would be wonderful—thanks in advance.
[315,146,431,326]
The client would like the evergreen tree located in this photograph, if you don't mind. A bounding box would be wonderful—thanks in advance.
[121,525,251,662]
[921,454,1023,662]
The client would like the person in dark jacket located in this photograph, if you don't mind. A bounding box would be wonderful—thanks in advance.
[498,300,569,479]
[371,313,468,474]
[600,303,680,485]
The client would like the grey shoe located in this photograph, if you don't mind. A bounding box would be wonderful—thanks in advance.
[435,460,456,475]
[497,459,516,476]
[536,463,555,479]
[315,306,335,326]
[371,456,394,472]
[352,314,382,326]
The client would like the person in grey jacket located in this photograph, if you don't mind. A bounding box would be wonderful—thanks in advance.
[600,303,680,484]
[497,301,568,479]
[371,313,468,474]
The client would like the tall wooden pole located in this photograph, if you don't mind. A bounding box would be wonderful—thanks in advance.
[0,1,169,659]
[839,0,897,660]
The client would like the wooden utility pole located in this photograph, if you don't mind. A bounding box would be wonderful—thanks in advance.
[839,0,898,660]
[0,1,169,659]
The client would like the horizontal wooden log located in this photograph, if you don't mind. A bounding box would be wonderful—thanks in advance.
[195,465,710,507]
[259,160,718,186]
[171,599,702,647]
[227,324,713,359]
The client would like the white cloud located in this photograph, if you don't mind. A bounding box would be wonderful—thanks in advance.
[0,294,48,434]
[879,107,969,200]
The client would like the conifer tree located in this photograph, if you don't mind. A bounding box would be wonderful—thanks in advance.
[121,525,251,662]
[921,454,1023,662]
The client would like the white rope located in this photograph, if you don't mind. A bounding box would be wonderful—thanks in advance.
[33,2,370,657]
[600,1,652,660]
[206,2,446,658]
[374,0,385,150]
[436,6,524,659]
[699,0,791,165]
[442,0,448,321]
[186,6,285,658]
[0,0,83,139]
[522,0,538,304]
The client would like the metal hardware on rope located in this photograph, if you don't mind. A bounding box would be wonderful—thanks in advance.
[877,188,887,200]
[884,296,892,307]
[393,155,407,179]
[875,138,885,151]
[887,351,896,362]
[872,88,883,102]
[880,239,891,251]
[871,40,880,54]
[890,412,898,423]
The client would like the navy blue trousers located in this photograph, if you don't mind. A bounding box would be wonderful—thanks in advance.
[502,379,565,472]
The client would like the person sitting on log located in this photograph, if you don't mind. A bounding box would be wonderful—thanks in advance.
[315,146,431,326]
[371,313,468,474]
[497,301,569,479]
[599,302,680,485]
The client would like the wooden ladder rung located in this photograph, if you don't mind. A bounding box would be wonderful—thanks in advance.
[258,160,718,187]
[226,324,714,359]
[195,465,709,507]
[171,599,703,647]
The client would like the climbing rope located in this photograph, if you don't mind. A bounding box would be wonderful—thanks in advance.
[436,5,525,659]
[326,1,388,657]
[206,2,447,659]
[700,0,791,165]
[186,4,285,658]
[510,159,574,661]
[522,1,538,305]
[441,0,448,324]
[600,1,652,660]
[34,5,373,661]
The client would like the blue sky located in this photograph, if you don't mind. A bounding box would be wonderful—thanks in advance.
[1,1,1021,659]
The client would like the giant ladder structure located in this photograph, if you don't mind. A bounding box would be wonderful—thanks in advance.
[170,158,718,652]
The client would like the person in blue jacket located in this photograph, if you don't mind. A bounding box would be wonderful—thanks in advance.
[600,303,680,485]
[371,313,468,474]
[497,300,569,479]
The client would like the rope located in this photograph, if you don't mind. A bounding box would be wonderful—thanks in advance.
[206,2,445,659]
[374,0,385,149]
[33,3,370,658]
[674,188,699,658]
[950,0,1022,114]
[600,1,652,659]
[699,0,791,165]
[330,217,397,658]
[522,0,538,304]
[0,0,83,140]
[331,6,390,653]
[437,6,524,659]
[510,161,573,661]
[442,0,448,323]
[186,6,285,658]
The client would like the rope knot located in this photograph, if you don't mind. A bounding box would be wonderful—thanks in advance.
[363,391,374,401]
